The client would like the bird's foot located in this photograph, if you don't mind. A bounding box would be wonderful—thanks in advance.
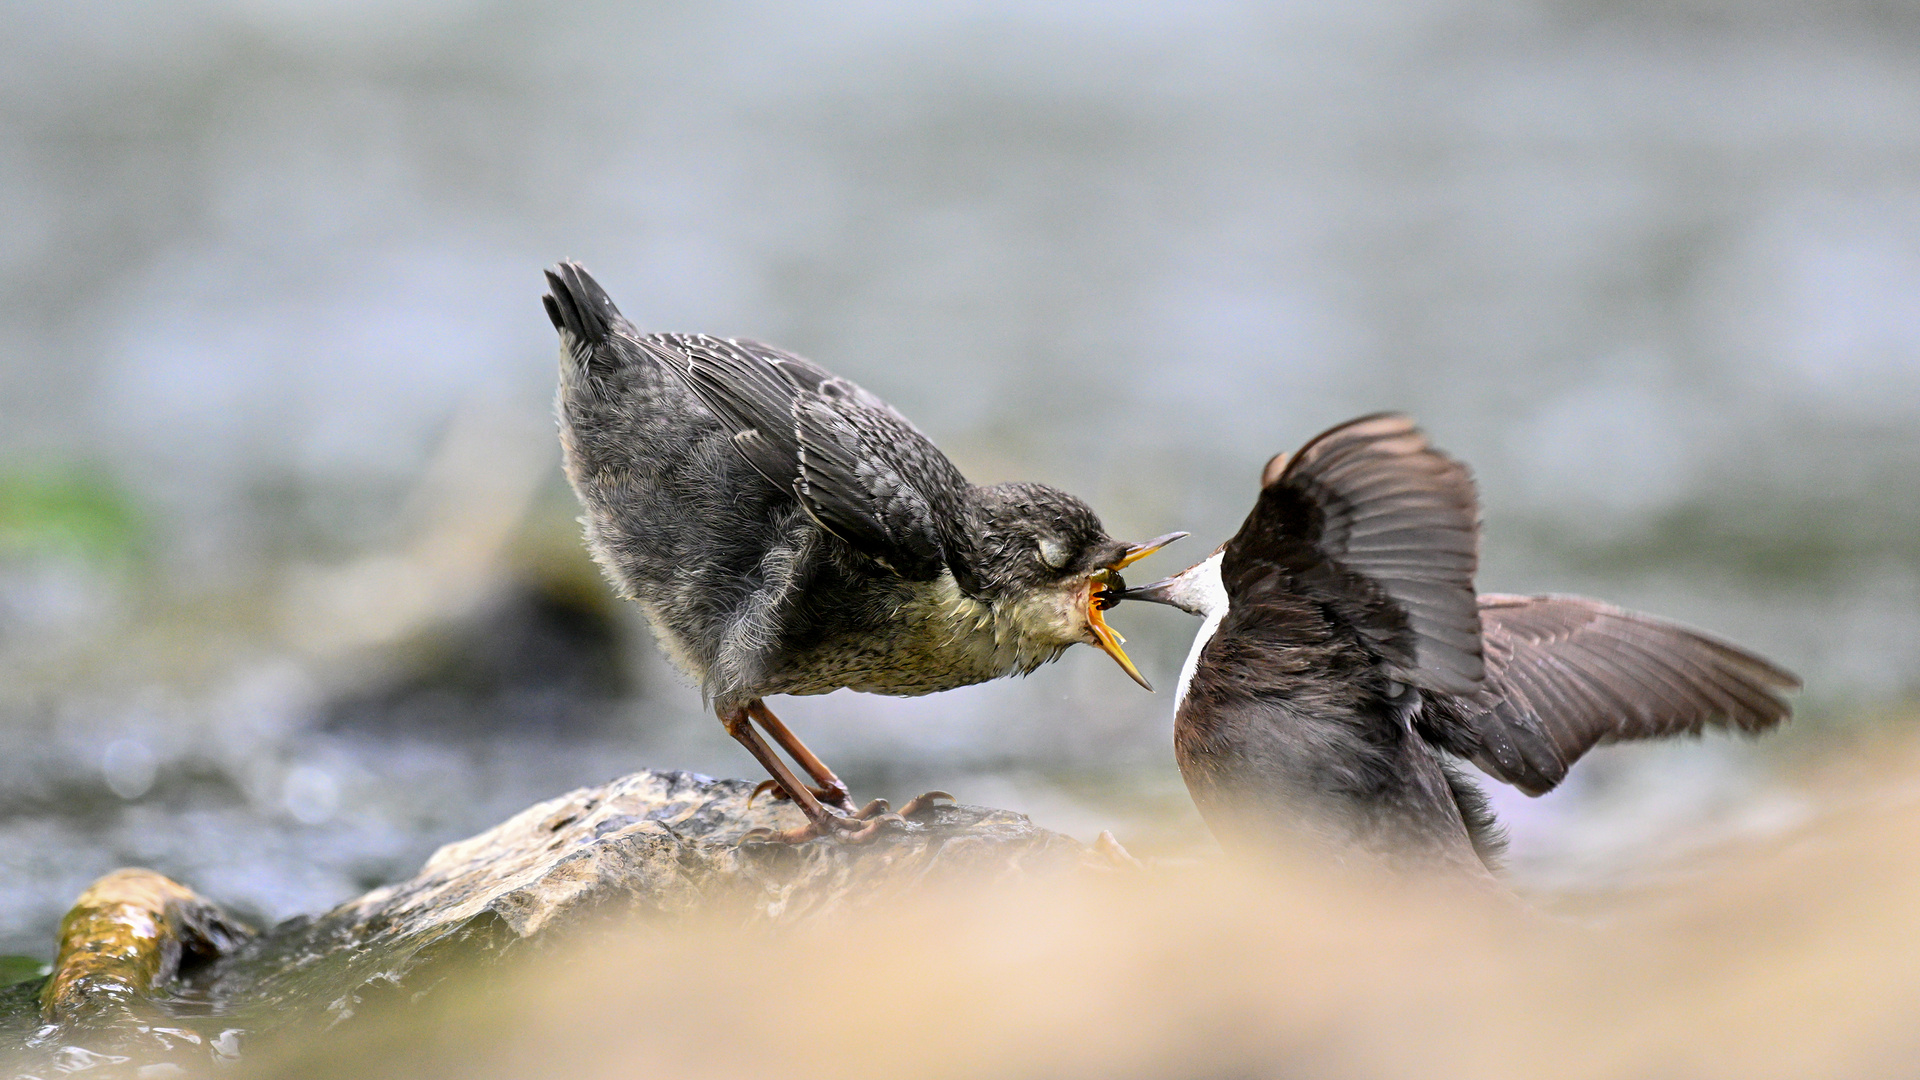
[740,807,903,845]
[747,778,858,815]
[738,823,823,844]
[738,790,954,845]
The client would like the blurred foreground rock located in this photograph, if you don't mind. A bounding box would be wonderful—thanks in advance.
[2,770,1101,1076]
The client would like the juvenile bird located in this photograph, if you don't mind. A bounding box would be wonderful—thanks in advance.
[543,262,1181,841]
[1118,414,1798,874]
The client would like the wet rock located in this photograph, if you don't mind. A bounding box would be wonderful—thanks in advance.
[4,770,1108,1075]
[1,870,253,1077]
[39,870,253,1030]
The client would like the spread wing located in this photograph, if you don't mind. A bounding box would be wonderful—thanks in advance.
[1221,413,1484,695]
[651,333,968,580]
[1422,594,1800,795]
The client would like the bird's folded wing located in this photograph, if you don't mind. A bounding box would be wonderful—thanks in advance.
[658,334,962,580]
[1224,413,1485,695]
[1423,594,1799,795]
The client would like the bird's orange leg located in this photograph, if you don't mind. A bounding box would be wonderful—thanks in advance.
[722,705,891,843]
[746,700,857,813]
[740,702,955,822]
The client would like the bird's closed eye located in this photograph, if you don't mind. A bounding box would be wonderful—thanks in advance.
[1037,537,1070,569]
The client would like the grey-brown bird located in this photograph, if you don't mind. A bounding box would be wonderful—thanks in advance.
[543,262,1181,841]
[1117,414,1798,874]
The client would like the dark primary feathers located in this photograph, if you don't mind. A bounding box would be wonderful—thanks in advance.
[1423,595,1801,796]
[1227,413,1795,793]
[656,333,970,582]
[1224,412,1485,697]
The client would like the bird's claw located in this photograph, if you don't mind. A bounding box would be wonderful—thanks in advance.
[833,812,906,843]
[897,790,956,818]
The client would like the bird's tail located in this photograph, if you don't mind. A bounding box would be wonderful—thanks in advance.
[543,262,634,375]
[1440,759,1508,872]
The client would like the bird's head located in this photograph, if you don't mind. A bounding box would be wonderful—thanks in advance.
[959,482,1185,690]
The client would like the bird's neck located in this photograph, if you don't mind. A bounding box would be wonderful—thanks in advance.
[943,493,995,598]
[1171,553,1230,712]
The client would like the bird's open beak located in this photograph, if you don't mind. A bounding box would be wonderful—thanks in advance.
[1084,531,1186,692]
[1086,570,1150,691]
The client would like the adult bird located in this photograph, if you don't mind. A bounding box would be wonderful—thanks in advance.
[1116,414,1798,874]
[543,262,1182,841]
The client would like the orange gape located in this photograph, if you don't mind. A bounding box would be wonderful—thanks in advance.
[1085,534,1184,691]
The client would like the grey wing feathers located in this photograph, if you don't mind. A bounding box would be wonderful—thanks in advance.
[1277,413,1486,695]
[654,333,961,580]
[654,333,806,486]
[1451,594,1799,795]
[789,391,952,576]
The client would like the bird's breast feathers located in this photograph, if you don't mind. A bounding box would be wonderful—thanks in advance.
[768,572,1077,696]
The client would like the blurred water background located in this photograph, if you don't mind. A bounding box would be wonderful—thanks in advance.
[1,0,1916,955]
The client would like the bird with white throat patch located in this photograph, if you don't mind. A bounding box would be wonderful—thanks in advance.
[1116,413,1798,874]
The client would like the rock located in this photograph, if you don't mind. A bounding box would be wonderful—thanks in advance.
[349,768,1088,929]
[3,770,1109,1075]
[37,870,254,1031]
[1,870,253,1077]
